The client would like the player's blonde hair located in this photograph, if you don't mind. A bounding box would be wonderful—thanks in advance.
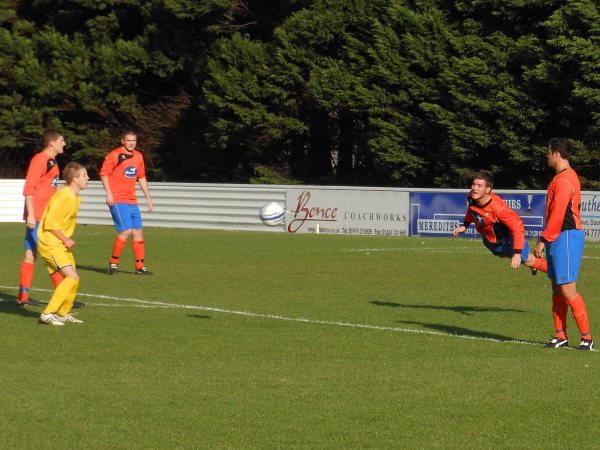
[62,162,85,184]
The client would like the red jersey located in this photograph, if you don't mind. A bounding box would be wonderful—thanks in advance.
[540,167,582,244]
[23,151,60,221]
[463,192,525,252]
[100,147,147,204]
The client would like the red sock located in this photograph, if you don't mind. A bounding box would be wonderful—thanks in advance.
[110,237,127,264]
[18,261,35,302]
[50,271,64,287]
[551,294,568,339]
[533,257,547,273]
[132,240,145,269]
[567,294,592,340]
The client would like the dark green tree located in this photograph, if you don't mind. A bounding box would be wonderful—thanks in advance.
[527,0,600,188]
[1,0,598,187]
[1,0,231,178]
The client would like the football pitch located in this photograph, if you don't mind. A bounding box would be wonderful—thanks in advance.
[1,223,599,449]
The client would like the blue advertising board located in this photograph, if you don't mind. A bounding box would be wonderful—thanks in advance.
[409,191,546,240]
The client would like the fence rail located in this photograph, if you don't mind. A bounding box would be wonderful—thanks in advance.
[1,181,288,232]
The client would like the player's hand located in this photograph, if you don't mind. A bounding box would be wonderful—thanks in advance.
[533,241,545,258]
[510,253,521,270]
[65,238,76,249]
[105,193,114,207]
[26,215,36,229]
[147,199,153,213]
[452,226,465,237]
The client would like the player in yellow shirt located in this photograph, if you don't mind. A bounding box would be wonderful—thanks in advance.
[37,162,89,326]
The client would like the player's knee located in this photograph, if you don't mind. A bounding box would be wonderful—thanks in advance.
[24,250,36,263]
[119,230,133,240]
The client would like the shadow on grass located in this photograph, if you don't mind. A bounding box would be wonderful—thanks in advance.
[77,264,136,275]
[395,319,541,345]
[370,300,525,316]
[187,314,211,319]
[0,291,40,318]
[76,264,110,275]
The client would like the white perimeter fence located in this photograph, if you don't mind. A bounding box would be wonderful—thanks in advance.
[1,180,599,241]
[1,181,287,232]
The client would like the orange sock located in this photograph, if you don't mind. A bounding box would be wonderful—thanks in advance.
[50,271,64,287]
[551,295,568,339]
[110,237,127,264]
[567,294,592,339]
[132,240,145,269]
[533,257,548,273]
[18,261,35,302]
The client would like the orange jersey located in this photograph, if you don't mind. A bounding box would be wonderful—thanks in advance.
[99,147,147,204]
[463,192,525,252]
[23,151,60,221]
[540,167,582,243]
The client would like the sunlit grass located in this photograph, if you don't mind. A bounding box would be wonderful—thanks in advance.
[1,224,599,449]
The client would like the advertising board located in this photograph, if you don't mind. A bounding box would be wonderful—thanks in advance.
[285,189,409,236]
[408,191,546,240]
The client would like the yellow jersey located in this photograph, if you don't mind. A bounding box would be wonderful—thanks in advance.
[37,187,81,250]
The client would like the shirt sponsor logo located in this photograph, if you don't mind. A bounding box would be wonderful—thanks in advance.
[124,166,137,178]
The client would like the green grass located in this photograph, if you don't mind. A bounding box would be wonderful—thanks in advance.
[1,223,600,449]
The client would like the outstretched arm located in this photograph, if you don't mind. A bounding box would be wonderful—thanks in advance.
[453,225,466,237]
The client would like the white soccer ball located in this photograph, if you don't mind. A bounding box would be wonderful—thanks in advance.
[259,202,285,227]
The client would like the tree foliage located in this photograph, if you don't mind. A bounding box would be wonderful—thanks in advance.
[1,0,598,188]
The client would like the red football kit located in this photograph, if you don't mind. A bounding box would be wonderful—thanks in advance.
[99,147,146,204]
[540,167,582,244]
[462,192,525,253]
[23,151,60,221]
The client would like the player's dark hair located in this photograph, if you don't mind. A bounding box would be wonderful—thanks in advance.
[472,171,493,189]
[547,137,571,160]
[63,162,85,184]
[121,130,138,140]
[42,129,63,148]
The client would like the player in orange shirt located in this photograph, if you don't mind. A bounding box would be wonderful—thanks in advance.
[18,129,63,307]
[453,172,547,274]
[15,129,79,308]
[533,138,593,350]
[100,130,153,275]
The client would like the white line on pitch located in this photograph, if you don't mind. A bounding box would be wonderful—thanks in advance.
[0,284,540,348]
[343,247,600,260]
[342,246,480,252]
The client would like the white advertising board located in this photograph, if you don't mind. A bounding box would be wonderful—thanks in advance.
[285,188,409,236]
[581,193,600,242]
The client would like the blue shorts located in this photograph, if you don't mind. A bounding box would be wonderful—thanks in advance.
[483,236,530,263]
[546,229,584,285]
[24,222,40,251]
[109,203,143,233]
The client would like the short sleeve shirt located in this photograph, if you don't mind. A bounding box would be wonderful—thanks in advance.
[23,151,60,221]
[99,147,147,204]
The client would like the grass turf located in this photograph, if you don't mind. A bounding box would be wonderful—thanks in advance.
[1,223,599,449]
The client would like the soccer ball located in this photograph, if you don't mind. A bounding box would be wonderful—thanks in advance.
[259,202,285,227]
